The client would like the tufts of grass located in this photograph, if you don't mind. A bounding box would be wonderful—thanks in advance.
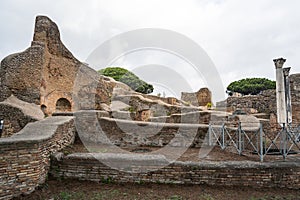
[169,195,183,200]
[199,194,215,200]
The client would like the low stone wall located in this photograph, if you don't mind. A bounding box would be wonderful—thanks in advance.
[150,111,228,124]
[140,94,180,105]
[0,116,75,200]
[0,96,44,137]
[75,110,208,148]
[50,153,300,189]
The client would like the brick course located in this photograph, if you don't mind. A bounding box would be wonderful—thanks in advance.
[0,116,75,200]
[50,153,300,189]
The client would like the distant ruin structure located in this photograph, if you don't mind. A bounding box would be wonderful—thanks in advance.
[181,87,212,107]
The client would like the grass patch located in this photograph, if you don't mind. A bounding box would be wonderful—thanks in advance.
[168,195,183,200]
[199,194,215,200]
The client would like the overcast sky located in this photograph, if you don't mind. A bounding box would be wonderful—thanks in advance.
[1,0,300,101]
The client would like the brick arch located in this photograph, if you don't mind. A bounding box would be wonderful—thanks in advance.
[40,90,74,115]
[56,98,71,112]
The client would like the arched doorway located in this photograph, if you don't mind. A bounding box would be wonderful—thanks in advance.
[56,98,71,112]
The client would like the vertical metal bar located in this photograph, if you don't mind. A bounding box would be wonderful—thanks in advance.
[282,124,287,160]
[221,123,225,149]
[259,123,264,162]
[208,123,212,146]
[238,121,242,155]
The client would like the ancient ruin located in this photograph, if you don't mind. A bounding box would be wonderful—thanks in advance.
[0,16,299,200]
[181,87,212,107]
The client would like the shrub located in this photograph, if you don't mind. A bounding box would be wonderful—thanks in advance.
[99,67,154,94]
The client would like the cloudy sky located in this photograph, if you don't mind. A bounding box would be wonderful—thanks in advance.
[1,0,300,101]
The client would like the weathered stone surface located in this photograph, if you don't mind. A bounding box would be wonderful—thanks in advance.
[181,87,212,107]
[73,65,132,111]
[75,110,208,148]
[113,94,200,121]
[0,95,44,137]
[221,89,277,114]
[33,16,76,60]
[150,110,229,124]
[0,16,133,116]
[0,44,44,104]
[290,73,300,125]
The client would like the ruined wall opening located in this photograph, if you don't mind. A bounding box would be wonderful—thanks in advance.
[55,98,71,112]
[41,104,47,112]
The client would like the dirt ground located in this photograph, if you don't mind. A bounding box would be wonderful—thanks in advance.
[14,178,300,200]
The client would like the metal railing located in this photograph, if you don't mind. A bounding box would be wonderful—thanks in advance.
[207,121,300,161]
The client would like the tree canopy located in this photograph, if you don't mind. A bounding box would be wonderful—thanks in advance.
[226,78,276,96]
[98,67,154,94]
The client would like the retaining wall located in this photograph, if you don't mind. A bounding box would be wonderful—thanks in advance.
[0,116,75,200]
[74,110,208,148]
[50,152,300,189]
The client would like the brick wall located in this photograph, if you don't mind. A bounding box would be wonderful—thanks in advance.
[74,111,208,148]
[0,116,75,200]
[0,97,44,138]
[51,153,300,189]
[181,88,212,107]
[290,73,300,125]
[223,89,276,114]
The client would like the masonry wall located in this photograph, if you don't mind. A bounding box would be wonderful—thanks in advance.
[290,73,300,125]
[0,96,44,138]
[181,88,212,107]
[0,104,37,137]
[0,116,75,200]
[51,153,300,189]
[224,89,276,114]
[75,111,208,148]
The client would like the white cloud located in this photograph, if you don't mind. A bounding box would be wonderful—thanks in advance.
[1,0,300,101]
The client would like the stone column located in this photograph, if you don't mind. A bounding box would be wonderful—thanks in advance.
[273,58,286,125]
[283,67,292,124]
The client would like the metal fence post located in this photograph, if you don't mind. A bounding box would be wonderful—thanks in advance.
[221,123,225,149]
[238,121,243,155]
[280,123,287,160]
[208,123,212,146]
[259,123,264,162]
